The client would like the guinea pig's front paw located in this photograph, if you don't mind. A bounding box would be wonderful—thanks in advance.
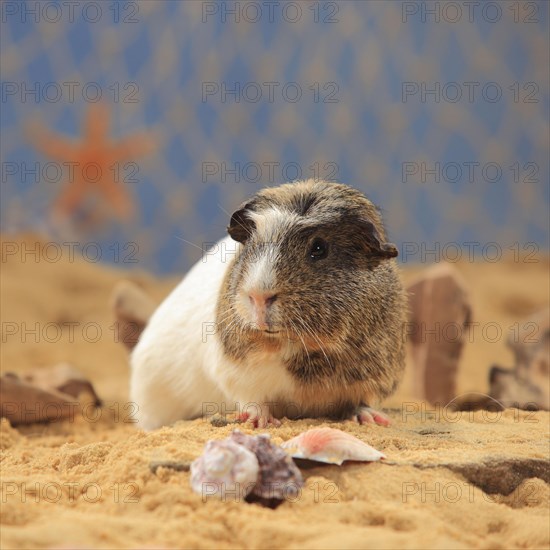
[238,409,282,429]
[350,406,391,427]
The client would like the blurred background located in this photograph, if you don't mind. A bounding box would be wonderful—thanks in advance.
[1,0,549,274]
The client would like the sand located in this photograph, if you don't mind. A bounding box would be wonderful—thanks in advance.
[1,234,549,550]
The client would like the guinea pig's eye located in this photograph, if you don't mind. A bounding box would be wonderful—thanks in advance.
[309,238,328,260]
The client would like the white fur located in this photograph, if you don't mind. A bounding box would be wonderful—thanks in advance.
[242,251,276,295]
[248,206,290,242]
[130,237,230,430]
[130,235,297,430]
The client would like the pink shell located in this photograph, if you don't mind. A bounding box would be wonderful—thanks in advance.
[281,427,386,465]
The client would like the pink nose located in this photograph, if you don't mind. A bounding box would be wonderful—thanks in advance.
[248,292,277,330]
[248,291,278,310]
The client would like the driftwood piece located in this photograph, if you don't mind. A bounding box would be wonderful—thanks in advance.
[406,264,472,406]
[0,364,101,425]
[110,280,156,350]
[489,308,549,410]
[448,308,549,412]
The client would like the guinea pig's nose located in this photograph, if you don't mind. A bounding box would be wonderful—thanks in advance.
[248,291,278,309]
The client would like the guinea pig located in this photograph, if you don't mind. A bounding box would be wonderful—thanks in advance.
[130,179,406,430]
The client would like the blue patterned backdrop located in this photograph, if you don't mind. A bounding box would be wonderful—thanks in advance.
[1,0,548,273]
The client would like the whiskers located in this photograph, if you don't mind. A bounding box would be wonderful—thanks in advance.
[216,309,243,341]
[217,301,334,371]
[288,319,310,363]
[291,305,333,369]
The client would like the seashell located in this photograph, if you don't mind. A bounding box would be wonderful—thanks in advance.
[281,427,386,465]
[190,439,259,499]
[230,430,303,500]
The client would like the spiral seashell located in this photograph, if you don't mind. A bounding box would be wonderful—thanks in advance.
[230,431,303,500]
[190,439,259,499]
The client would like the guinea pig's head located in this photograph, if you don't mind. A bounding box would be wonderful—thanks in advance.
[225,180,399,350]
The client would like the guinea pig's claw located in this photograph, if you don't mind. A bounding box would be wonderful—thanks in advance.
[351,407,391,427]
[237,412,250,423]
[255,415,282,429]
[241,413,281,429]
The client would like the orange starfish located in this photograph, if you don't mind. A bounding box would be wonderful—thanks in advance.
[27,102,156,222]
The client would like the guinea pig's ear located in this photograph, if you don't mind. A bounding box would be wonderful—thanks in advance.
[228,199,256,243]
[362,221,399,259]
